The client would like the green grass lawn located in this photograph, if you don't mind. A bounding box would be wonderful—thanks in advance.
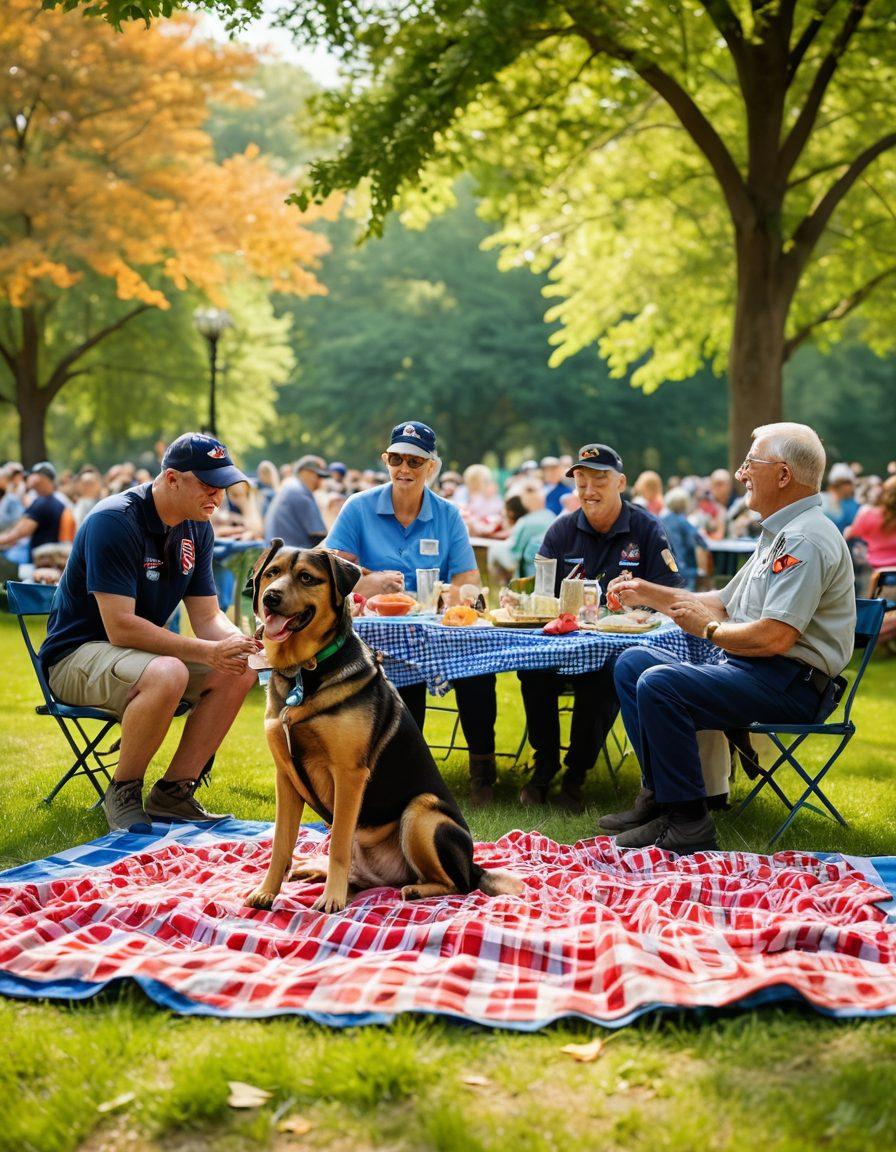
[1,612,895,1152]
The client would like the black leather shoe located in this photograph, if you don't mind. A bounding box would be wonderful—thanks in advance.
[519,782,549,805]
[597,787,659,832]
[653,812,719,855]
[614,815,669,848]
[556,780,585,814]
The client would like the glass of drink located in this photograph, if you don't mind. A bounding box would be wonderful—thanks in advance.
[534,554,557,598]
[415,567,440,612]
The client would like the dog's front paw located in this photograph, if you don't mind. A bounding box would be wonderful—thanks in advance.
[245,888,277,910]
[311,888,347,914]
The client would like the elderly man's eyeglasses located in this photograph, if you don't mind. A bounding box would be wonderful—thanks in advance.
[736,455,786,476]
[386,453,427,469]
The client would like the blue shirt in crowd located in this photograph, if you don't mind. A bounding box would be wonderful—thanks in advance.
[39,483,217,674]
[325,484,476,591]
[660,510,707,590]
[263,477,326,547]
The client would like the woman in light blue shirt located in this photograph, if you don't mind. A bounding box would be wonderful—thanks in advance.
[326,420,498,805]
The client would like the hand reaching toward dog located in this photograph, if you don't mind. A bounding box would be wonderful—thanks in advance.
[209,633,263,674]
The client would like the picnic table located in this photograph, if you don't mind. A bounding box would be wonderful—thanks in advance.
[707,535,756,580]
[354,616,721,693]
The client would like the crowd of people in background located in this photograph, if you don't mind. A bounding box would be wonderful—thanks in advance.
[2,446,895,596]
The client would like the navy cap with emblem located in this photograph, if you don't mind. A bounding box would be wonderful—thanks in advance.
[161,432,248,489]
[566,443,623,478]
[387,420,437,459]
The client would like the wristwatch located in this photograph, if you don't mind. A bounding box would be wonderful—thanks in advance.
[703,619,721,643]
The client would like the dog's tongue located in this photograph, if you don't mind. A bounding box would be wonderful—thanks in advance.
[263,612,293,641]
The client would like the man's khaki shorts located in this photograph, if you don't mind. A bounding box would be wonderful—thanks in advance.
[48,643,213,719]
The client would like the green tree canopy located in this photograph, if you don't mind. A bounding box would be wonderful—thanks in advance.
[62,0,896,468]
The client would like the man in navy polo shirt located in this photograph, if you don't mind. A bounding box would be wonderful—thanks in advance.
[518,443,683,811]
[40,433,261,833]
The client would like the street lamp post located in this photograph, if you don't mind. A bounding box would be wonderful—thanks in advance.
[193,307,233,437]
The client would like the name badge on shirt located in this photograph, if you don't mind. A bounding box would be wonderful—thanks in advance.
[420,539,439,556]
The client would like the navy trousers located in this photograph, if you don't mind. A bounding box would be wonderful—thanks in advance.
[613,647,823,804]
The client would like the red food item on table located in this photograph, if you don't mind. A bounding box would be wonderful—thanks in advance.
[606,590,623,612]
[543,613,579,635]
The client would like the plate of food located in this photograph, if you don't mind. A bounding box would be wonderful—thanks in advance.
[580,610,665,634]
[364,592,419,618]
[488,608,555,628]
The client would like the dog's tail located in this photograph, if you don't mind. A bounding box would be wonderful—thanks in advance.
[432,812,524,898]
[477,869,525,898]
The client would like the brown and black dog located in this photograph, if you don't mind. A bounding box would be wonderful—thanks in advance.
[245,540,522,914]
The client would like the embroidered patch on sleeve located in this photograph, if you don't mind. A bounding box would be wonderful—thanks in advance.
[661,548,679,572]
[772,553,801,574]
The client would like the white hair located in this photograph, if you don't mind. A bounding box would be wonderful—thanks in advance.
[751,422,826,490]
[664,486,692,514]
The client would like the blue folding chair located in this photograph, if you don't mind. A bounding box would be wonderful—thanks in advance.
[870,568,896,609]
[730,598,886,848]
[6,581,198,807]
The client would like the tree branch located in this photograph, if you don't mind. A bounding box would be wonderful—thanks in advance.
[777,0,870,181]
[0,337,17,380]
[783,263,896,359]
[787,0,839,84]
[565,10,751,223]
[790,131,896,262]
[42,304,151,401]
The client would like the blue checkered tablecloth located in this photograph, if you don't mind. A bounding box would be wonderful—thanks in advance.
[354,618,722,693]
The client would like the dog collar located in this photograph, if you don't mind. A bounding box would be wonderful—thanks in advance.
[283,633,348,707]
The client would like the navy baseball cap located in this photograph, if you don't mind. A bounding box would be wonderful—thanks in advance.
[566,443,623,477]
[329,461,347,475]
[387,420,437,459]
[161,433,248,488]
[27,461,57,482]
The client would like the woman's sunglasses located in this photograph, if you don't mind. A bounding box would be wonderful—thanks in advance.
[386,453,427,469]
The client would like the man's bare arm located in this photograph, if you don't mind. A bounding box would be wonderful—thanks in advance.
[667,598,800,658]
[607,575,728,620]
[0,516,37,548]
[95,592,257,673]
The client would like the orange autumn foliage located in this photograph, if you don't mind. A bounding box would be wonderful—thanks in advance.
[0,0,335,312]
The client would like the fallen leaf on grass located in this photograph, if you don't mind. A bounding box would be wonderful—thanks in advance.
[97,1092,135,1114]
[227,1081,272,1109]
[278,1115,313,1135]
[560,1038,605,1063]
[460,1074,492,1087]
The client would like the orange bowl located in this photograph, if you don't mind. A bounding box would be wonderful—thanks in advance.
[367,593,416,617]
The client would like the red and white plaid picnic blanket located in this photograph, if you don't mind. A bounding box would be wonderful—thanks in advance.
[2,824,895,1025]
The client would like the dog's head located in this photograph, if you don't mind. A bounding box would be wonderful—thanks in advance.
[250,540,361,666]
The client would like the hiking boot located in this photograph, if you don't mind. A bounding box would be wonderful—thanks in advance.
[519,782,549,806]
[613,815,669,849]
[556,779,585,815]
[470,782,494,807]
[469,754,497,807]
[145,779,231,824]
[597,787,659,833]
[653,812,719,855]
[103,780,151,834]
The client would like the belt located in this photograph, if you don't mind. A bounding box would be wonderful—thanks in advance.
[791,660,832,695]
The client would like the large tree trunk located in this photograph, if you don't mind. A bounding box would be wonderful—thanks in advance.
[727,227,788,471]
[16,307,50,465]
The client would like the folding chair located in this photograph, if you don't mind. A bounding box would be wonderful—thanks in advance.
[730,597,886,848]
[869,568,896,609]
[6,581,197,807]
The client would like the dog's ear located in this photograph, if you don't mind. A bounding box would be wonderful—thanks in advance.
[249,538,283,618]
[318,548,362,609]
